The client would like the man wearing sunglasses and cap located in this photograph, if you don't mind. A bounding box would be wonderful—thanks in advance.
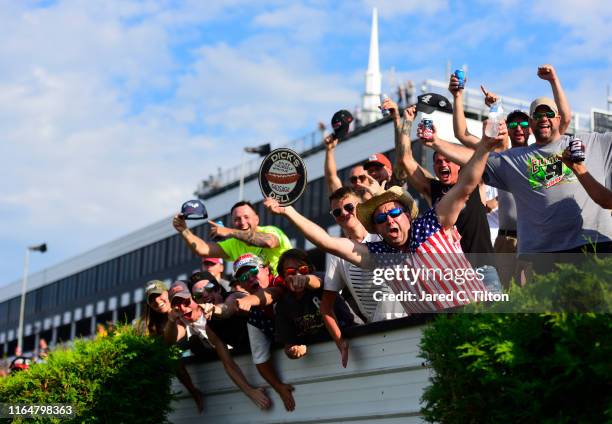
[323,132,373,201]
[422,65,612,274]
[263,125,504,354]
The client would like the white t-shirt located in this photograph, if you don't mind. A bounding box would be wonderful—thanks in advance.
[180,313,214,349]
[247,323,271,364]
[324,233,407,322]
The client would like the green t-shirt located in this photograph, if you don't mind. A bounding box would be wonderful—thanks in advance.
[218,225,293,275]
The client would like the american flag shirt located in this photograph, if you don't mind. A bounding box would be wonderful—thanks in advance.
[366,208,487,313]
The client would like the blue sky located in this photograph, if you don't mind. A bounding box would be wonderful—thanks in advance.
[1,0,611,286]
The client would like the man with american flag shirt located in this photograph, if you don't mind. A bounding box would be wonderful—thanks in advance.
[264,120,506,315]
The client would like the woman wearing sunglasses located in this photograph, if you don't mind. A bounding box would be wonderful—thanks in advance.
[274,249,356,360]
[139,280,204,414]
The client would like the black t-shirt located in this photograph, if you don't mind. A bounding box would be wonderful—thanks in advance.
[275,288,355,346]
[430,180,495,267]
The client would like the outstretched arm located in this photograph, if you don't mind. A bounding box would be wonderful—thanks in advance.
[206,325,272,410]
[385,98,433,200]
[208,221,280,249]
[538,64,571,134]
[436,120,507,228]
[173,215,228,258]
[263,198,371,268]
[163,314,186,344]
[320,291,349,368]
[324,134,343,194]
[562,148,612,209]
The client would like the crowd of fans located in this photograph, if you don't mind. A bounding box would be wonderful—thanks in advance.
[7,64,609,415]
[142,64,611,414]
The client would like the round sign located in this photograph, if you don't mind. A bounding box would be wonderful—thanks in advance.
[258,148,307,206]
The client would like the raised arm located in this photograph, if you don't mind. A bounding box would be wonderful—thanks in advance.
[436,120,507,228]
[263,198,371,268]
[323,134,343,194]
[448,74,481,149]
[422,126,476,167]
[562,148,612,209]
[173,215,228,258]
[205,325,272,410]
[538,64,571,134]
[163,313,186,344]
[208,221,279,249]
[385,98,433,200]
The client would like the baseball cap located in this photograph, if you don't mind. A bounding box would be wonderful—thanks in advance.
[233,253,263,277]
[180,199,208,220]
[191,272,221,299]
[506,110,529,123]
[168,280,192,303]
[416,93,453,114]
[202,257,223,266]
[529,97,559,117]
[364,153,393,172]
[144,280,168,298]
[331,109,353,139]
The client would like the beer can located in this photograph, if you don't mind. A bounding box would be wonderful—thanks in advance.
[454,69,465,89]
[380,94,390,117]
[419,118,434,140]
[569,137,585,162]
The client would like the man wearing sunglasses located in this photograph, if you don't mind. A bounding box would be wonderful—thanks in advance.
[382,97,500,293]
[422,93,611,273]
[264,122,503,312]
[163,280,273,411]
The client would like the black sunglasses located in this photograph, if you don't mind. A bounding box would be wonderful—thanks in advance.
[507,121,529,129]
[330,203,356,218]
[373,207,404,225]
[349,175,367,184]
[532,111,556,120]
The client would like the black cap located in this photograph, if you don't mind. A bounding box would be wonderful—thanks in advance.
[416,93,453,114]
[506,109,529,122]
[180,199,208,220]
[331,109,353,139]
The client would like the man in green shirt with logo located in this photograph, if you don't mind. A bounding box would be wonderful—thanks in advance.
[173,201,292,275]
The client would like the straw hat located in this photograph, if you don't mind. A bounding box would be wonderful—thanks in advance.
[356,186,419,233]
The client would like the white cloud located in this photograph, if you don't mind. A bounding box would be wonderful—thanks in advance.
[363,0,448,18]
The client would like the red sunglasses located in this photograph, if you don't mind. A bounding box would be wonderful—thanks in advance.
[284,265,310,276]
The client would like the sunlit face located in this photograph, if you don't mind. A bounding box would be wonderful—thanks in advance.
[366,163,390,185]
[372,201,410,247]
[171,296,201,323]
[433,153,460,185]
[348,165,368,191]
[231,205,259,231]
[330,195,360,230]
[235,265,270,294]
[507,116,531,147]
[529,105,561,144]
[148,291,171,314]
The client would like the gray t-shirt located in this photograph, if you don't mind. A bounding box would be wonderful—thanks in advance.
[484,132,612,254]
[497,189,517,232]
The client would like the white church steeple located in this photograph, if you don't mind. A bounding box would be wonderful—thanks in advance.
[361,7,382,125]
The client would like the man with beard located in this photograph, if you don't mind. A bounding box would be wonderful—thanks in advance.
[446,64,573,286]
[382,98,500,293]
[423,93,612,274]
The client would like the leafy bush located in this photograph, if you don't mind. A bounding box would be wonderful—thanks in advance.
[420,256,612,424]
[0,325,180,423]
